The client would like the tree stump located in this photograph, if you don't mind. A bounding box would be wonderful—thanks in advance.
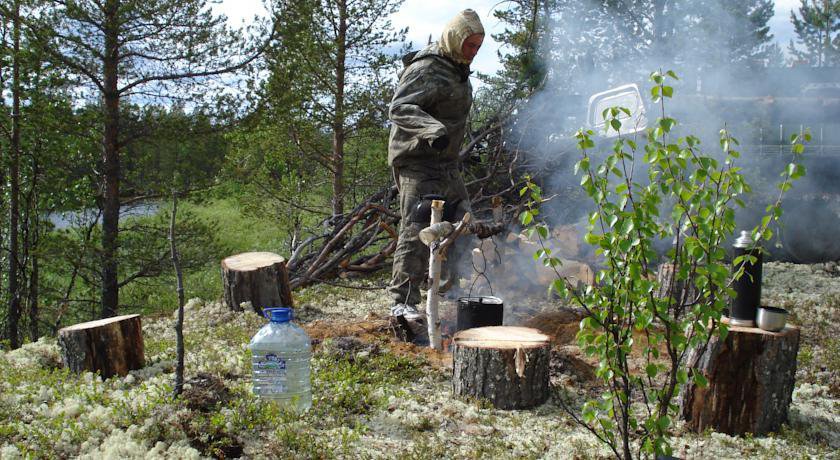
[655,263,696,302]
[221,252,294,313]
[452,326,551,409]
[58,314,145,379]
[680,322,800,436]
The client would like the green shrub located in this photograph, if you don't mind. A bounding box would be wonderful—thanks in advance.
[521,70,806,459]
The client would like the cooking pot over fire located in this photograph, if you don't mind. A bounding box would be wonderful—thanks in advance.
[456,296,504,332]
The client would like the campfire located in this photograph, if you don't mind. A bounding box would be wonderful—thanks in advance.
[468,226,595,295]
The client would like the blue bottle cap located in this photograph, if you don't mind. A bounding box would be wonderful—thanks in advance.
[263,307,293,323]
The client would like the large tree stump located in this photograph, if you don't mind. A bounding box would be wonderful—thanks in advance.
[452,326,551,409]
[58,314,145,379]
[221,252,294,313]
[680,322,800,436]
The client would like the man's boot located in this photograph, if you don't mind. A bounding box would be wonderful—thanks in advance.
[390,304,429,345]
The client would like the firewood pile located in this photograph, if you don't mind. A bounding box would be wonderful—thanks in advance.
[282,108,578,289]
[286,190,402,289]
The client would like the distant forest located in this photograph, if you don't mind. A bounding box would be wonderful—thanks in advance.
[2,0,839,349]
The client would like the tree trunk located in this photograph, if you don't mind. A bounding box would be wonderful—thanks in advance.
[221,252,294,313]
[27,157,40,342]
[170,192,186,396]
[680,322,801,436]
[452,326,551,409]
[822,0,830,67]
[653,0,667,46]
[331,0,347,218]
[100,0,121,318]
[7,0,22,349]
[28,251,38,342]
[58,314,145,378]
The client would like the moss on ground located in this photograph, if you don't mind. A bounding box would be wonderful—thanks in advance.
[3,262,840,458]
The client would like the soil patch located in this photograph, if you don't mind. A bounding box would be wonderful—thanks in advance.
[303,315,454,369]
[182,372,234,412]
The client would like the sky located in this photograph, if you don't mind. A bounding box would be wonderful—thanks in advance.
[219,0,806,76]
[218,0,505,75]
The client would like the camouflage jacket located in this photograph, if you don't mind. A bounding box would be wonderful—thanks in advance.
[387,44,473,167]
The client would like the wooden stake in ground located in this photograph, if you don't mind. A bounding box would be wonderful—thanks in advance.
[58,314,145,378]
[425,200,445,351]
[452,326,551,409]
[420,205,473,351]
[680,322,800,436]
[221,252,294,313]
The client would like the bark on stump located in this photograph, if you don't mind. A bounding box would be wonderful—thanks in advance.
[58,314,145,379]
[221,252,294,313]
[452,326,551,409]
[680,323,800,436]
[655,263,696,302]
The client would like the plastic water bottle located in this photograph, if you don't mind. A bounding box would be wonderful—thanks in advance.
[249,307,312,411]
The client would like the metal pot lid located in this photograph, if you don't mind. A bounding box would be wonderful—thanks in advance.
[480,296,503,304]
[458,296,504,305]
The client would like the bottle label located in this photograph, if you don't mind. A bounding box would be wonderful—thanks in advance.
[252,353,288,395]
[255,353,287,372]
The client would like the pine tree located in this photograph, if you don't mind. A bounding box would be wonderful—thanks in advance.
[0,0,91,345]
[3,0,22,348]
[264,0,405,218]
[788,0,840,66]
[685,0,777,69]
[25,0,269,318]
[491,0,556,97]
[489,0,780,95]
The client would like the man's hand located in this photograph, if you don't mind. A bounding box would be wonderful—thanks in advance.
[431,135,450,151]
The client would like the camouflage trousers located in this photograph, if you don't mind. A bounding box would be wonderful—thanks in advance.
[388,163,470,306]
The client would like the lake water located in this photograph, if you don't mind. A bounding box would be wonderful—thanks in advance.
[48,203,160,230]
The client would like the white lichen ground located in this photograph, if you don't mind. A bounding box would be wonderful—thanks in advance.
[1,263,838,459]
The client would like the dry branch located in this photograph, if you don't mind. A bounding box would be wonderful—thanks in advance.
[283,102,566,290]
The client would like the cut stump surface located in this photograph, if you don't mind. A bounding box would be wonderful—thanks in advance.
[452,326,550,409]
[221,252,293,313]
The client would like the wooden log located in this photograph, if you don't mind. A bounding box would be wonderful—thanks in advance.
[680,322,801,436]
[221,252,294,313]
[58,314,144,378]
[452,326,551,409]
[534,258,594,287]
[551,225,581,258]
[504,232,520,244]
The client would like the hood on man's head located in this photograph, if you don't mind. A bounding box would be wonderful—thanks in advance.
[439,9,484,65]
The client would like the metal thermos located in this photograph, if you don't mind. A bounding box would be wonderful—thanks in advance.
[730,230,763,327]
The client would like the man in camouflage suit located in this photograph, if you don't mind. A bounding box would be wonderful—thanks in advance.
[387,9,484,329]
